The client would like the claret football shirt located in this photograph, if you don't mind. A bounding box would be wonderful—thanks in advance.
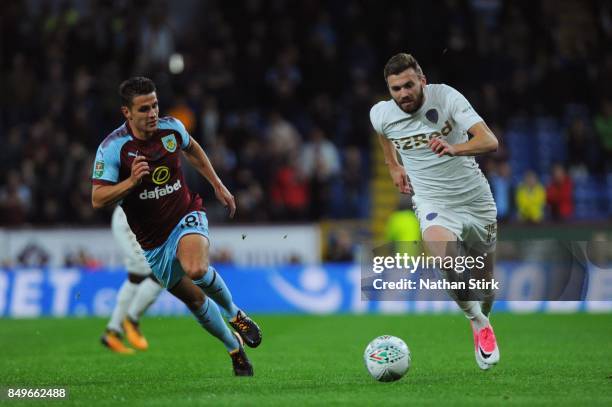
[92,117,203,249]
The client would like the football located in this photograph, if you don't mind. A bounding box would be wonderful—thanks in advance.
[364,335,411,382]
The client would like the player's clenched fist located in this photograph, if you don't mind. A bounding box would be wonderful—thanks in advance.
[428,137,457,157]
[129,155,150,186]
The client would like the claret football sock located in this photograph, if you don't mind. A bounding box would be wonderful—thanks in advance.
[192,296,240,352]
[193,266,239,319]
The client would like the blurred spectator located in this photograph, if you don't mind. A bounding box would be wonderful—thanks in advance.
[332,147,368,218]
[566,117,601,175]
[137,6,175,71]
[594,99,612,168]
[64,248,102,269]
[516,171,546,223]
[300,127,340,179]
[265,111,301,159]
[16,243,50,267]
[300,127,340,218]
[233,169,267,222]
[265,48,302,110]
[546,164,574,221]
[488,161,513,222]
[0,170,32,225]
[1,0,610,225]
[270,154,310,220]
[168,96,197,134]
[325,229,355,263]
[200,96,220,145]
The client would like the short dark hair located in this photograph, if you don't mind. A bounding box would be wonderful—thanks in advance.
[384,53,424,79]
[119,76,156,107]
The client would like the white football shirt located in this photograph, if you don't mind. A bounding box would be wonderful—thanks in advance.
[370,84,493,206]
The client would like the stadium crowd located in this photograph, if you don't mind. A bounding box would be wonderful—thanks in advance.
[1,0,611,226]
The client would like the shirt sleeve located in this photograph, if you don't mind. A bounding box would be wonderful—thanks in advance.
[169,117,191,149]
[444,85,483,131]
[91,143,120,185]
[370,102,386,137]
[370,102,385,136]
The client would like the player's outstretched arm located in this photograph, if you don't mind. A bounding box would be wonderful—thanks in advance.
[377,134,412,194]
[92,156,150,209]
[428,122,498,157]
[182,136,236,218]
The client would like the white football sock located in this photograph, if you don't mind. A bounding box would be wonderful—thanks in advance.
[107,280,138,333]
[127,278,163,321]
[437,266,489,330]
[457,300,488,331]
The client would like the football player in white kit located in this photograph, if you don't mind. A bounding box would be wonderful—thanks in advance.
[101,205,163,354]
[371,53,500,370]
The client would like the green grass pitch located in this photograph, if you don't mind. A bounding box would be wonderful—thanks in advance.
[1,314,611,406]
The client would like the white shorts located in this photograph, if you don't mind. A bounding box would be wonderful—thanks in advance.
[413,194,497,253]
[112,206,152,276]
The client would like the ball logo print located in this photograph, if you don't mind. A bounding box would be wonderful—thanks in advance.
[364,335,411,382]
[152,166,171,185]
[368,343,404,365]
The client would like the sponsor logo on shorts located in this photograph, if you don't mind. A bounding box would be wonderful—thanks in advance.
[426,212,438,221]
[152,166,171,185]
[161,135,177,152]
[139,179,182,200]
[93,161,104,178]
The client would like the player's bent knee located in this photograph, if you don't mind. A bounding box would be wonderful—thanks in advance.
[184,263,208,281]
[422,225,457,242]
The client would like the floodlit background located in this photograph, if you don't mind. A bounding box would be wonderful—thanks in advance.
[1,3,611,405]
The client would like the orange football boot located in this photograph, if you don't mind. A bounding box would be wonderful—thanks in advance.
[101,330,135,354]
[123,318,149,351]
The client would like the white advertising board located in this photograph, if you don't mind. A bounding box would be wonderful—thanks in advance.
[0,225,321,267]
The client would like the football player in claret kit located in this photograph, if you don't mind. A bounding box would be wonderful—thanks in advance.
[91,77,261,376]
[371,54,500,370]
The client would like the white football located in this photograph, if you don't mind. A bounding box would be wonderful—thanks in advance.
[364,335,411,382]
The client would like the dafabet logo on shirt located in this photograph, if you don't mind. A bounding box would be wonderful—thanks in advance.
[139,180,182,200]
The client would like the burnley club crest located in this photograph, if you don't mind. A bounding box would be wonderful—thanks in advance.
[161,135,177,153]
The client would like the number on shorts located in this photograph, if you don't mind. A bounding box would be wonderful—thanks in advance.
[183,214,200,228]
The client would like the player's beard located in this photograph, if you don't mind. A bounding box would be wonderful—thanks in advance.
[396,85,425,113]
